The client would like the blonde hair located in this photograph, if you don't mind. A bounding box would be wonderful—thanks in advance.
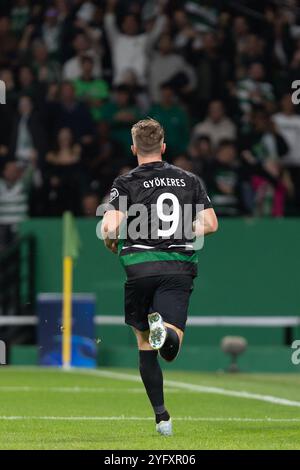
[131,118,164,155]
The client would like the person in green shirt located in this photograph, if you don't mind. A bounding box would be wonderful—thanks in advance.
[148,83,190,159]
[101,84,142,156]
[73,56,110,122]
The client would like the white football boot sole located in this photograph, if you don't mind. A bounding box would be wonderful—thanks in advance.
[148,312,167,350]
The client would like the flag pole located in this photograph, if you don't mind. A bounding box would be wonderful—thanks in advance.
[62,255,73,369]
[62,212,80,369]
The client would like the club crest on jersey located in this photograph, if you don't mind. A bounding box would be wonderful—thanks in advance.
[109,188,119,203]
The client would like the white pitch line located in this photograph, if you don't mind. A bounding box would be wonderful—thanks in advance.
[72,369,300,409]
[3,367,300,409]
[0,416,300,423]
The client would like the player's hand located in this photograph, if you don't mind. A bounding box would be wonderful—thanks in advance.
[110,240,118,254]
[104,237,118,254]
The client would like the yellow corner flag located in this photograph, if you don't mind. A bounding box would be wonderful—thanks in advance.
[62,212,80,369]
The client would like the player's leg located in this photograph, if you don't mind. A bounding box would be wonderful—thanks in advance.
[149,275,193,362]
[124,278,172,435]
[133,327,172,436]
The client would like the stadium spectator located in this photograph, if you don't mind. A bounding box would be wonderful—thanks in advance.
[86,120,124,198]
[272,93,300,213]
[46,127,81,166]
[18,65,44,104]
[72,56,110,121]
[73,1,104,52]
[241,107,288,164]
[81,191,100,217]
[240,108,292,216]
[10,95,46,165]
[172,8,199,58]
[101,84,142,156]
[149,33,196,103]
[104,0,166,85]
[192,100,236,150]
[235,62,275,123]
[232,16,250,56]
[272,94,300,166]
[42,127,84,216]
[47,82,95,145]
[189,135,213,180]
[41,7,62,57]
[0,160,33,250]
[263,6,294,71]
[207,140,241,217]
[237,34,266,69]
[62,31,102,80]
[10,0,31,38]
[172,154,193,173]
[193,31,232,111]
[119,69,150,113]
[31,40,61,84]
[149,83,190,159]
[183,0,219,32]
[0,16,17,68]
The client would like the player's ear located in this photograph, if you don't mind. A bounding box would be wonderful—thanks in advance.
[131,145,137,156]
[161,143,166,155]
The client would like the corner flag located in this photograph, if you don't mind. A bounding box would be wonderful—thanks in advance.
[62,212,80,369]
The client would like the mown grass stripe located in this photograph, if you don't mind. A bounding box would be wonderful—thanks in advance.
[0,416,300,423]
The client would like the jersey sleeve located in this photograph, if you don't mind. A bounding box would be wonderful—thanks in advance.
[107,176,130,213]
[194,176,213,212]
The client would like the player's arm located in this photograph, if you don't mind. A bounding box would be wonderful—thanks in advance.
[193,176,218,237]
[102,176,129,254]
[193,208,218,237]
[101,210,125,254]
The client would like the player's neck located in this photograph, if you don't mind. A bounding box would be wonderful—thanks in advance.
[137,154,162,166]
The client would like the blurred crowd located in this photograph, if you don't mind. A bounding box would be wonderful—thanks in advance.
[1,0,300,248]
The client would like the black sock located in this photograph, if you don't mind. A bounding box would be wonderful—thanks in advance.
[155,410,170,424]
[139,350,166,416]
[159,327,180,362]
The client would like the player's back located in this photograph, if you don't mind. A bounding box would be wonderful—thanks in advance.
[109,161,212,279]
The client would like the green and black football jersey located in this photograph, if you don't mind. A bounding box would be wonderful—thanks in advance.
[108,161,212,279]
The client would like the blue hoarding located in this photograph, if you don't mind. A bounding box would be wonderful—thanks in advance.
[38,293,97,368]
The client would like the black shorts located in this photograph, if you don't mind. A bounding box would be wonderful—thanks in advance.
[124,275,194,332]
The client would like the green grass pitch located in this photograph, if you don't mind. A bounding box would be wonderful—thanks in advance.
[0,367,300,450]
